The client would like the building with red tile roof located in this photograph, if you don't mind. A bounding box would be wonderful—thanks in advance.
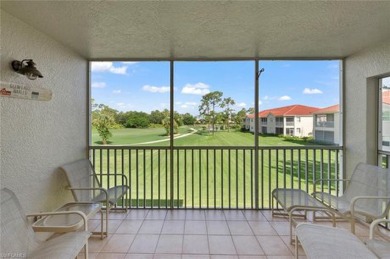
[313,104,339,114]
[313,104,340,144]
[244,104,320,137]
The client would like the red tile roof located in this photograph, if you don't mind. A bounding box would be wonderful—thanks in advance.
[383,90,390,105]
[247,104,320,118]
[313,104,339,114]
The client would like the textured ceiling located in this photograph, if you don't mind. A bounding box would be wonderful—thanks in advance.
[2,1,390,60]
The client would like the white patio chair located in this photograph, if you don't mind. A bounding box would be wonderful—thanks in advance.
[366,218,390,258]
[295,223,376,259]
[60,158,129,236]
[312,162,390,233]
[0,188,91,259]
[295,220,390,259]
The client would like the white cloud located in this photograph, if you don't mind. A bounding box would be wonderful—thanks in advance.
[110,66,127,74]
[251,101,262,105]
[113,90,121,94]
[236,102,247,107]
[279,95,292,101]
[142,85,170,93]
[115,102,133,110]
[263,96,269,100]
[91,62,128,75]
[303,88,323,94]
[91,82,106,88]
[121,62,138,65]
[185,102,197,106]
[176,101,197,109]
[383,77,390,88]
[181,82,210,95]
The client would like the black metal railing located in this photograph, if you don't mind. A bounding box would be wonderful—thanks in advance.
[90,145,343,209]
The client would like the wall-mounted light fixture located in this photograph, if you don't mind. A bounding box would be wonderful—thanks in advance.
[11,59,43,80]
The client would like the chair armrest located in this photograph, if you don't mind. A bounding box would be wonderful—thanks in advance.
[67,187,109,203]
[26,210,88,231]
[289,206,335,215]
[369,218,390,239]
[94,173,128,186]
[313,179,350,193]
[288,206,337,227]
[350,196,390,218]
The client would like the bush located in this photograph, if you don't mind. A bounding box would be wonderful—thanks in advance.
[149,123,163,128]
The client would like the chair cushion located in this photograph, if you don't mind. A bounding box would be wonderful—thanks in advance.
[296,223,378,259]
[366,239,390,259]
[30,231,91,259]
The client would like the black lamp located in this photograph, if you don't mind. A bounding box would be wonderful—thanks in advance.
[11,59,43,80]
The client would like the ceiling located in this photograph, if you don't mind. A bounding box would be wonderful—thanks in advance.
[2,1,390,60]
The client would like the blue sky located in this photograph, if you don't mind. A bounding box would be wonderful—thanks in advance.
[91,60,340,115]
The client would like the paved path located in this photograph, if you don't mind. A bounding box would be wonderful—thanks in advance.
[132,128,198,145]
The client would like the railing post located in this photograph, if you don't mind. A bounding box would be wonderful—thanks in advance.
[254,60,260,209]
[169,60,174,209]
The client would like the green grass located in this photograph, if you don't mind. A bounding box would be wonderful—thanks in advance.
[92,126,318,146]
[91,127,340,208]
[92,126,191,145]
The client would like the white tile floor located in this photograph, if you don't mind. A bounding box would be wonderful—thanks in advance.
[78,209,378,259]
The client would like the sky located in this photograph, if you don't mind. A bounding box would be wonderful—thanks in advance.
[91,60,340,115]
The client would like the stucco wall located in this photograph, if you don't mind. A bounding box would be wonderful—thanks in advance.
[295,116,313,137]
[344,41,390,178]
[0,10,88,213]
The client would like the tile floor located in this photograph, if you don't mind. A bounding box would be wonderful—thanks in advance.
[78,209,375,259]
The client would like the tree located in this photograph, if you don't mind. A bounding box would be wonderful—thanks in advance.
[150,110,166,125]
[247,107,255,114]
[125,111,150,128]
[92,104,117,144]
[235,108,247,129]
[174,111,183,127]
[162,110,179,135]
[182,113,196,125]
[220,97,236,132]
[199,91,223,134]
[116,111,128,127]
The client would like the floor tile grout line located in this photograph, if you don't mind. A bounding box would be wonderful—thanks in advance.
[92,209,320,258]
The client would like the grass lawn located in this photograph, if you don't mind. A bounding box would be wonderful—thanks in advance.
[92,127,193,145]
[92,126,318,146]
[91,126,340,208]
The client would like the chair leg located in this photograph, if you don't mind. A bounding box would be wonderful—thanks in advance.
[106,209,109,236]
[100,209,104,239]
[289,212,295,245]
[351,217,356,234]
[295,235,299,259]
[84,241,89,259]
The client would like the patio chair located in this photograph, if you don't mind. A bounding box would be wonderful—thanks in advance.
[295,223,377,259]
[366,218,390,258]
[295,220,390,259]
[60,158,129,235]
[312,162,390,233]
[1,188,91,259]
